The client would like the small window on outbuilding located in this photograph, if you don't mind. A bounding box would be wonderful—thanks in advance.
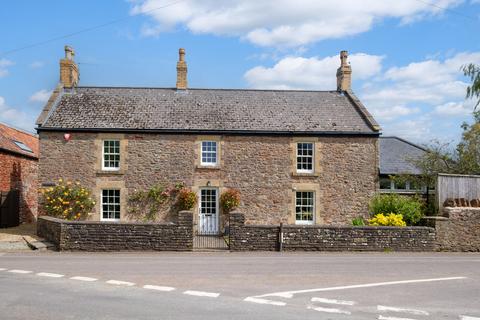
[13,141,33,153]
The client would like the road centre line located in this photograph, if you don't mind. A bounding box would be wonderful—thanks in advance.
[183,290,220,298]
[243,297,286,306]
[308,306,351,315]
[259,276,467,298]
[8,269,32,274]
[106,280,136,286]
[378,316,417,320]
[0,268,6,271]
[143,285,176,292]
[36,272,64,278]
[70,276,98,282]
[378,305,429,316]
[460,316,480,320]
[311,297,356,305]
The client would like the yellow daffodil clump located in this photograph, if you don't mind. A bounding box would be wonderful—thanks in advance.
[368,213,406,227]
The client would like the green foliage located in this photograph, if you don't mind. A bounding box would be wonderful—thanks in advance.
[40,179,95,220]
[462,63,480,110]
[368,213,406,227]
[220,189,241,214]
[351,217,365,226]
[176,188,197,210]
[369,194,423,226]
[128,182,185,221]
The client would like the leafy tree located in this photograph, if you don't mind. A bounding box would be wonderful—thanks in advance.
[462,63,480,110]
[457,111,480,175]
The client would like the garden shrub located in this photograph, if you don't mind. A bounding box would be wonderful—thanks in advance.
[369,194,423,225]
[220,189,241,214]
[40,179,95,221]
[176,188,197,210]
[351,216,365,226]
[369,213,406,227]
[128,183,185,221]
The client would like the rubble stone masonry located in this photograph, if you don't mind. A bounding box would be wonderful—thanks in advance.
[38,131,378,225]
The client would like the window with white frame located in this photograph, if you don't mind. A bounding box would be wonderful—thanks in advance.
[201,141,217,166]
[296,142,314,173]
[103,140,120,170]
[295,191,314,224]
[101,189,120,221]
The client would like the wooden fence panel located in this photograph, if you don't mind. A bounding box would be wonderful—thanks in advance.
[437,174,480,208]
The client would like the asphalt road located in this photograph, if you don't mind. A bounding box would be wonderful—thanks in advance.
[0,251,479,319]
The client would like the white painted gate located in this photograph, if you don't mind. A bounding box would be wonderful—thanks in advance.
[198,188,219,235]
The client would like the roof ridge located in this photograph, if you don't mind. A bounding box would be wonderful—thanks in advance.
[380,136,428,151]
[75,86,340,93]
[0,122,37,137]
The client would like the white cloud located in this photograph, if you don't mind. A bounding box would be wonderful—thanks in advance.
[30,61,45,69]
[131,0,462,47]
[244,53,383,90]
[29,89,52,103]
[370,105,421,122]
[0,96,35,131]
[0,58,14,77]
[433,101,475,116]
[362,51,480,114]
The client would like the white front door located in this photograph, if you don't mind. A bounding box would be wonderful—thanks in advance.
[198,188,219,235]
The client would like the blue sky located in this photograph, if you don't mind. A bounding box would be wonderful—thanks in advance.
[0,0,479,144]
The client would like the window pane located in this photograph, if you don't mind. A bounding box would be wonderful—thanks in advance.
[296,143,314,172]
[103,140,120,169]
[201,141,218,165]
[102,189,120,220]
[295,191,314,223]
[380,177,391,190]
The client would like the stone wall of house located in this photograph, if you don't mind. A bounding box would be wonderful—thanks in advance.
[38,131,378,225]
[37,210,193,251]
[429,207,480,252]
[0,151,38,223]
[229,212,436,251]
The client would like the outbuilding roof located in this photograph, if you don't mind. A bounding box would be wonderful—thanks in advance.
[379,136,427,175]
[0,122,39,159]
[37,87,380,135]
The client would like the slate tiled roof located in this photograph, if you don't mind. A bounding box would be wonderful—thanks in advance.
[0,122,39,158]
[380,137,427,175]
[38,87,379,134]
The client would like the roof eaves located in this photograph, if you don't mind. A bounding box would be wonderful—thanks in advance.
[344,90,381,132]
[36,127,381,137]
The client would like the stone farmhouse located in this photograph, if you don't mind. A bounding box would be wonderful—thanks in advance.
[36,46,381,235]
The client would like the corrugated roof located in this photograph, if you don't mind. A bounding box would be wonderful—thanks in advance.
[0,123,39,158]
[38,87,379,135]
[380,136,427,175]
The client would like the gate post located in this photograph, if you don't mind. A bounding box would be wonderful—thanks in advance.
[178,210,194,251]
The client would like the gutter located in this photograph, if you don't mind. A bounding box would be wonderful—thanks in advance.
[35,127,380,137]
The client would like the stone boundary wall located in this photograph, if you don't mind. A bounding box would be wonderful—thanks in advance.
[424,207,480,252]
[37,211,193,251]
[229,212,436,252]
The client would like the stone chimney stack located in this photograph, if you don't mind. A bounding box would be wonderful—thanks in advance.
[60,45,79,88]
[176,48,187,90]
[336,50,351,91]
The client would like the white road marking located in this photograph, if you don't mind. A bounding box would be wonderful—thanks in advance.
[183,290,220,298]
[0,268,6,271]
[36,272,64,278]
[378,316,417,320]
[143,285,176,292]
[70,276,98,282]
[243,297,286,306]
[260,276,467,298]
[308,306,351,315]
[8,269,32,274]
[106,280,135,286]
[378,305,429,316]
[311,297,356,306]
[460,316,480,320]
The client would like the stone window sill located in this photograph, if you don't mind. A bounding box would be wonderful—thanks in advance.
[96,170,125,176]
[291,172,319,177]
[195,165,221,170]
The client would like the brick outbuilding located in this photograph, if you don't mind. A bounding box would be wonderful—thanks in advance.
[0,123,39,223]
